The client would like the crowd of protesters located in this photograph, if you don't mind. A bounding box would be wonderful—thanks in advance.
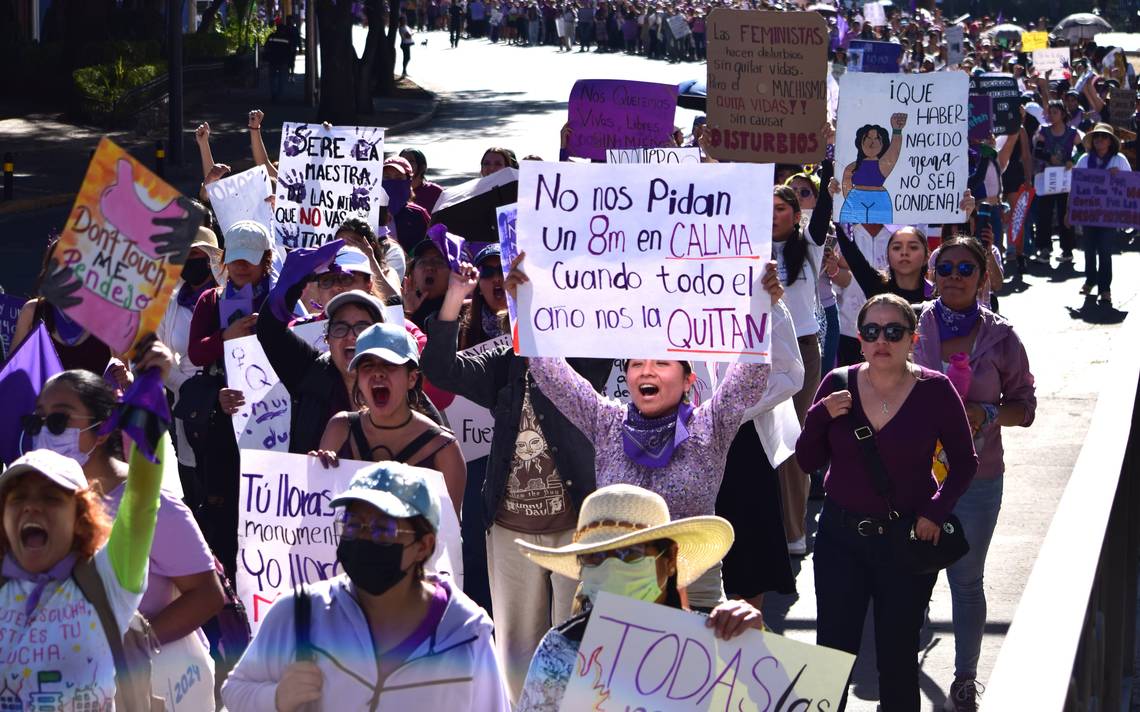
[2,2,1137,710]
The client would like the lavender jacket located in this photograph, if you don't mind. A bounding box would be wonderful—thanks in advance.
[913,304,1036,479]
[529,357,771,520]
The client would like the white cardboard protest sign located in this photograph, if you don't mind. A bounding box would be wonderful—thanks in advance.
[206,165,274,233]
[863,1,887,26]
[226,321,326,453]
[444,334,512,461]
[833,72,968,225]
[237,450,462,633]
[515,162,773,364]
[1032,48,1071,75]
[945,26,965,66]
[606,147,703,164]
[273,122,386,249]
[560,592,855,711]
[1035,166,1072,195]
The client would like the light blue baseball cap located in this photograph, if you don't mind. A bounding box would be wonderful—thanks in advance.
[347,322,419,371]
[330,461,441,532]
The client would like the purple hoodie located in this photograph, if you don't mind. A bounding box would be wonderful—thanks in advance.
[913,304,1036,479]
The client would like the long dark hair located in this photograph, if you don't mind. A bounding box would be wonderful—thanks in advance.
[853,124,890,172]
[42,369,123,459]
[773,185,809,285]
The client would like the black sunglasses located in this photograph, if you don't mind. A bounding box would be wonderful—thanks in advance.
[858,322,911,343]
[935,261,978,278]
[21,412,97,436]
[796,187,814,200]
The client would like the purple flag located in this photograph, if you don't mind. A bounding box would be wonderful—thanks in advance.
[837,15,851,49]
[268,239,345,322]
[427,224,467,273]
[995,11,1003,24]
[0,323,64,465]
[99,367,170,463]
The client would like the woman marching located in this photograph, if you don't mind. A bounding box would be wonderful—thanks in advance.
[1074,123,1132,306]
[796,293,978,711]
[514,253,779,611]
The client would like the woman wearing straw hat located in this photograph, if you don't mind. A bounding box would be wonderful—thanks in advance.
[514,484,762,711]
[511,254,781,612]
[1073,122,1132,306]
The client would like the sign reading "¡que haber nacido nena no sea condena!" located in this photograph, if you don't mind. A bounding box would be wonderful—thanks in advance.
[704,10,829,165]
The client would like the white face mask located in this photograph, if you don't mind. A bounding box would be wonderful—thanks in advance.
[579,554,664,605]
[34,425,100,466]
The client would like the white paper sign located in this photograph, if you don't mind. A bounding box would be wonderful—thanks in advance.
[606,147,703,164]
[1034,166,1072,195]
[668,15,692,38]
[515,161,773,363]
[225,321,326,452]
[442,334,512,462]
[833,72,968,225]
[237,450,462,633]
[206,165,274,233]
[863,1,887,27]
[560,592,855,712]
[273,122,386,249]
[945,26,965,66]
[1032,47,1072,75]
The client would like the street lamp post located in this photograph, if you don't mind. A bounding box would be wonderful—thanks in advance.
[168,0,185,167]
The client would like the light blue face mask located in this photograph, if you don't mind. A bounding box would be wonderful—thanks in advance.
[579,553,664,605]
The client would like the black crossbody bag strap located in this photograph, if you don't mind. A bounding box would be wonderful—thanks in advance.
[833,368,899,519]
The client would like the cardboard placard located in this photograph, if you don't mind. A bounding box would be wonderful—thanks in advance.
[1021,31,1049,51]
[496,203,521,351]
[848,40,902,73]
[559,592,855,712]
[1108,83,1136,129]
[273,123,386,249]
[1032,47,1071,75]
[49,138,201,357]
[945,26,965,66]
[833,72,969,225]
[705,9,829,164]
[206,165,275,233]
[968,95,994,140]
[514,161,773,363]
[566,80,679,161]
[607,147,703,164]
[1067,167,1140,229]
[236,450,462,633]
[863,1,887,27]
[970,73,1021,135]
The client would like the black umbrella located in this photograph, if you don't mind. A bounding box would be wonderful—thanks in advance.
[430,169,519,246]
[677,79,707,112]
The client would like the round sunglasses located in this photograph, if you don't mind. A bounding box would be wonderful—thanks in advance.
[858,322,911,343]
[21,412,99,437]
[935,261,978,278]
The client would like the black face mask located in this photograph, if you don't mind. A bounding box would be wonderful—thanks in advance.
[181,258,213,287]
[337,538,409,596]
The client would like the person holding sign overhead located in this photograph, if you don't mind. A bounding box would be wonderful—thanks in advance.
[1074,123,1132,306]
[517,253,779,611]
[222,461,511,711]
[838,113,908,225]
[514,484,763,711]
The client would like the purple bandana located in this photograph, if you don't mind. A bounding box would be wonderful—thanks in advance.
[2,552,78,618]
[933,298,980,342]
[621,401,694,469]
[427,224,467,274]
[99,368,170,462]
[268,239,344,322]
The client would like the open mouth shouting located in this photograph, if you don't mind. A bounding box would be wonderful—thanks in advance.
[20,522,49,551]
[636,383,661,398]
[370,383,392,408]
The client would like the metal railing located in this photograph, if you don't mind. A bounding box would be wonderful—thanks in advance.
[985,313,1140,710]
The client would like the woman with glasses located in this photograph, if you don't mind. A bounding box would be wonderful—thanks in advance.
[796,293,978,711]
[514,484,762,711]
[20,341,223,709]
[223,461,510,711]
[457,244,508,350]
[912,236,1036,710]
[310,322,466,514]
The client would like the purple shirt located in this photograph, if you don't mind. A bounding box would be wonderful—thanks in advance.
[529,357,770,519]
[796,365,978,524]
[912,304,1036,479]
[851,160,886,187]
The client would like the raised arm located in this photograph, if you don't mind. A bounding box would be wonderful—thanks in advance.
[194,123,216,182]
[879,112,908,178]
[248,110,278,179]
[835,223,887,297]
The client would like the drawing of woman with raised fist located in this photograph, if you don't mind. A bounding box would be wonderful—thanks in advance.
[836,112,908,224]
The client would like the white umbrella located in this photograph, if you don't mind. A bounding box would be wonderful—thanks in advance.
[1052,13,1113,43]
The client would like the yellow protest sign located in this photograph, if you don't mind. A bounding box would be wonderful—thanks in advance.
[1021,31,1049,51]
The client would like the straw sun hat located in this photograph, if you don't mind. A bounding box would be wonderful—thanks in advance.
[1082,122,1121,154]
[516,484,734,589]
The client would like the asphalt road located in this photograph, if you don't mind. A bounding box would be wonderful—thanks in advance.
[2,29,1136,709]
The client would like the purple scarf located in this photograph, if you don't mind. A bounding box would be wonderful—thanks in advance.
[933,298,980,342]
[99,367,171,462]
[2,552,78,618]
[621,401,693,469]
[51,305,87,346]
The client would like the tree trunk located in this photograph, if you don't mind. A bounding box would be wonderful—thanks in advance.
[195,0,226,33]
[354,0,385,114]
[375,0,399,96]
[316,0,357,124]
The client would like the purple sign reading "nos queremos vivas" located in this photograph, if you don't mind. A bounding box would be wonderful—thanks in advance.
[567,79,678,161]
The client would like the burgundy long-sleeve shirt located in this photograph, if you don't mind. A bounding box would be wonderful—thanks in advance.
[796,365,978,525]
[188,288,224,368]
